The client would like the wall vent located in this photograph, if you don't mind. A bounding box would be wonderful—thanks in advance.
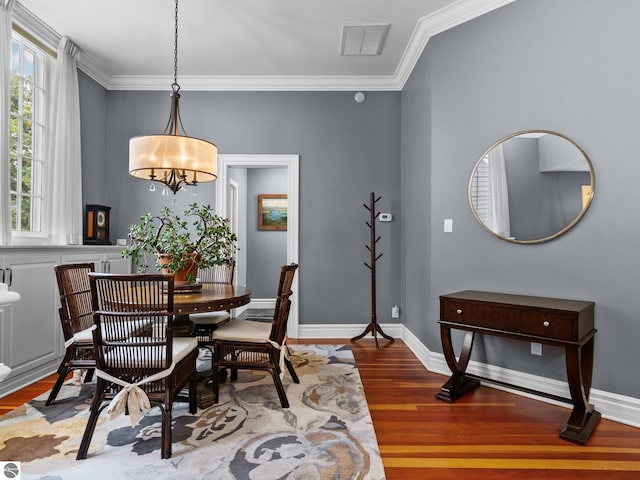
[340,23,390,56]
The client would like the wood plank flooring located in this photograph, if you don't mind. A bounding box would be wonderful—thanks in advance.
[2,338,640,479]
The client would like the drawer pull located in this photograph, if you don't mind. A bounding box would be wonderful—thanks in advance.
[456,309,463,314]
[543,320,550,327]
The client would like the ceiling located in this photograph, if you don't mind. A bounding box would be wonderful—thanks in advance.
[15,0,514,91]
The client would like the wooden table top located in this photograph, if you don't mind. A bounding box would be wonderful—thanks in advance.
[173,283,252,315]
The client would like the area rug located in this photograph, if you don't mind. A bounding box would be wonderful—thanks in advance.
[0,345,385,480]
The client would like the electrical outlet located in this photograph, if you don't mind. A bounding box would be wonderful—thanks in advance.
[531,342,542,356]
[391,305,400,318]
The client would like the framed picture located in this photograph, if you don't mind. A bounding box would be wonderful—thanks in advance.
[258,194,288,230]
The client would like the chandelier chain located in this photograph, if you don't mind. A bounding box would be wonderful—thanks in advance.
[173,0,179,86]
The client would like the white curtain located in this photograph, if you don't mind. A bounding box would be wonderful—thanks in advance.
[487,143,511,238]
[0,0,15,245]
[47,36,82,245]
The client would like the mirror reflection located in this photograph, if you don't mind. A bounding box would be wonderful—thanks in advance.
[469,130,594,244]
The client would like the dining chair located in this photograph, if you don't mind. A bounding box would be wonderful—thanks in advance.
[76,273,198,460]
[211,263,299,408]
[191,260,236,343]
[47,263,96,406]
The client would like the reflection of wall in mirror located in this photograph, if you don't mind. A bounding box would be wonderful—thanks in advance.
[538,134,589,172]
[504,138,590,241]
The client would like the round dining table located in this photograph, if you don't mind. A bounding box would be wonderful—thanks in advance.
[172,283,252,336]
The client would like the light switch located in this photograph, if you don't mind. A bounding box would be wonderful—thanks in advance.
[444,218,453,233]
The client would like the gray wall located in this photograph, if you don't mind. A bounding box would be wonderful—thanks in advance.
[78,70,108,207]
[246,168,287,298]
[80,88,402,328]
[77,0,640,400]
[402,0,640,398]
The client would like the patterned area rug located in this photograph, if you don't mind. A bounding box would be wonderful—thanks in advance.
[0,345,385,480]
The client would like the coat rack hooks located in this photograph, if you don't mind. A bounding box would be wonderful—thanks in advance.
[351,192,394,350]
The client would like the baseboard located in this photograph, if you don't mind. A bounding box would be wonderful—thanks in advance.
[0,359,60,398]
[246,298,275,310]
[296,322,640,429]
[297,322,404,340]
[401,326,640,429]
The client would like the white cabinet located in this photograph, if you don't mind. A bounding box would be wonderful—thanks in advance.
[60,249,131,274]
[0,246,131,397]
[0,251,60,396]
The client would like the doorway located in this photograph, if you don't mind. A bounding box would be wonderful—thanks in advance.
[216,154,300,337]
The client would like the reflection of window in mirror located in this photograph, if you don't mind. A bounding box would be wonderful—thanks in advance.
[470,157,489,225]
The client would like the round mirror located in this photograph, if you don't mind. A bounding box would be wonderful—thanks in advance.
[468,130,594,244]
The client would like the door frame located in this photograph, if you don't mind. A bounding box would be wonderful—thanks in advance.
[216,154,300,337]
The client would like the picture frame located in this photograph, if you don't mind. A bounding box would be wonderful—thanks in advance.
[258,194,288,231]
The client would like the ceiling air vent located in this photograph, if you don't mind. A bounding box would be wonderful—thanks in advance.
[340,23,390,56]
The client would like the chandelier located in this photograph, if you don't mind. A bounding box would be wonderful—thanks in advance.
[128,0,217,194]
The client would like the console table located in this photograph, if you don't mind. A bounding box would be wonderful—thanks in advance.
[435,290,600,445]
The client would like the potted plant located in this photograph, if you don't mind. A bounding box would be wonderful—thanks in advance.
[122,203,237,284]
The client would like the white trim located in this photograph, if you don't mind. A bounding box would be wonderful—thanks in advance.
[297,322,404,340]
[16,1,515,91]
[107,75,402,92]
[401,326,640,429]
[294,323,640,429]
[395,0,516,89]
[247,298,276,310]
[216,154,300,336]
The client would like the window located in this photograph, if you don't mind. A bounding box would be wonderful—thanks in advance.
[10,30,48,237]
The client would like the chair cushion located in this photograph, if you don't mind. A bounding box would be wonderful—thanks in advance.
[173,337,199,363]
[72,327,94,344]
[190,311,231,325]
[211,319,271,343]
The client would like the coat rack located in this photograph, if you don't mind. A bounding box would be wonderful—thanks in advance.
[351,192,394,350]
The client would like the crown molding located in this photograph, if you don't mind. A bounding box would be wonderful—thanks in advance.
[77,52,112,89]
[14,2,113,89]
[107,74,402,92]
[13,3,58,52]
[16,0,516,92]
[394,0,517,89]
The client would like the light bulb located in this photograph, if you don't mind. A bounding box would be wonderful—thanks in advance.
[162,186,169,196]
[149,182,156,192]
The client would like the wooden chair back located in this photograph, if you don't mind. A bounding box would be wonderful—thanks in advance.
[54,263,96,340]
[88,273,175,393]
[198,260,235,284]
[269,263,298,345]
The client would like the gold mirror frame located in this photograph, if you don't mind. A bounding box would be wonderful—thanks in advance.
[468,130,595,244]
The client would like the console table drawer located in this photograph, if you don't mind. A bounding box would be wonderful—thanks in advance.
[441,299,577,340]
[440,291,594,342]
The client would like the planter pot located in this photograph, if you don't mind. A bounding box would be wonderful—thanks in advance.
[157,253,199,284]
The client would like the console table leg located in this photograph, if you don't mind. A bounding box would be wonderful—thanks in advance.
[436,327,479,402]
[560,338,600,445]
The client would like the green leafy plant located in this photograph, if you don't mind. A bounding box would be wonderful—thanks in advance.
[122,203,237,282]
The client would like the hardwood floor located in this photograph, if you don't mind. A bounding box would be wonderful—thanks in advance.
[2,338,640,479]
